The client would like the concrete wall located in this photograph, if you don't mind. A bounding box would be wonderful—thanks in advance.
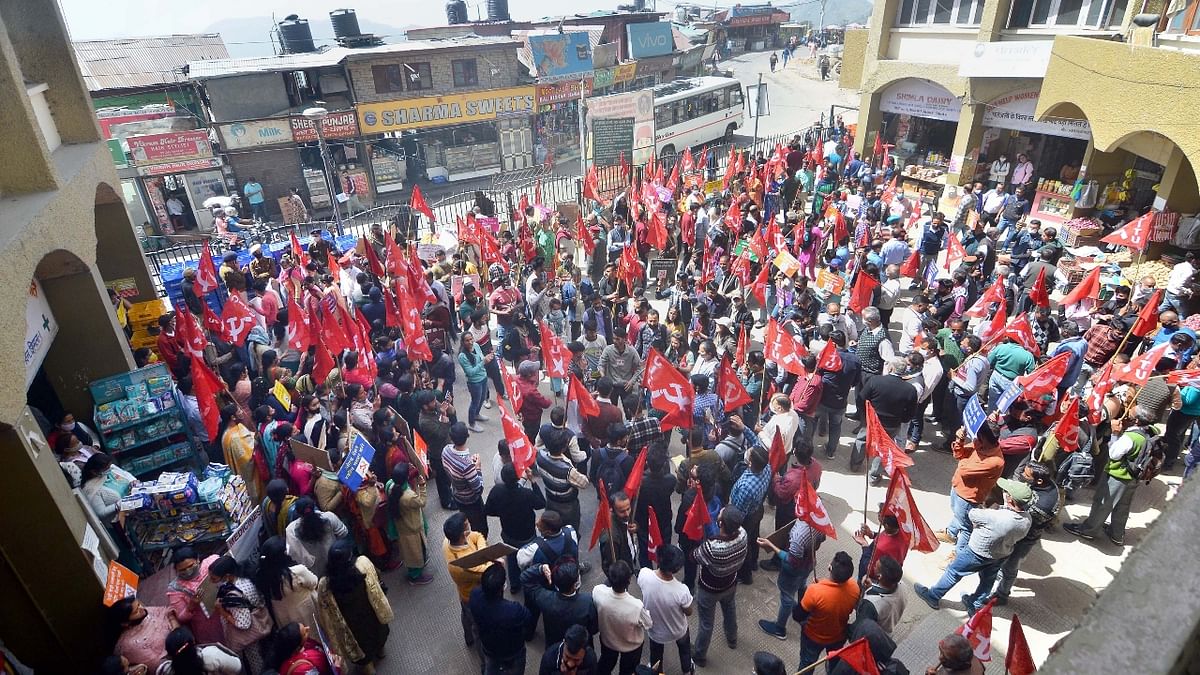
[346,44,524,104]
[838,29,868,90]
[203,71,292,122]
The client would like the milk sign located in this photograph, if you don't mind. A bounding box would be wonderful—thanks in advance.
[218,119,293,150]
[627,22,674,59]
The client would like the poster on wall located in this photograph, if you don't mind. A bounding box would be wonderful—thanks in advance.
[25,279,58,387]
[586,89,655,167]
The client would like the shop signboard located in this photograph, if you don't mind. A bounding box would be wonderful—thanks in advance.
[25,279,57,388]
[126,130,212,166]
[357,86,537,133]
[593,68,615,89]
[959,41,1054,78]
[537,78,594,106]
[290,111,359,143]
[879,79,962,122]
[613,63,637,85]
[593,42,618,68]
[587,89,655,166]
[529,32,594,82]
[136,156,223,177]
[982,88,1091,141]
[627,22,675,59]
[106,139,128,167]
[728,10,790,26]
[217,118,293,150]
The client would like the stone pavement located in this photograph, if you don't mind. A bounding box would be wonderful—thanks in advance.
[372,313,1177,674]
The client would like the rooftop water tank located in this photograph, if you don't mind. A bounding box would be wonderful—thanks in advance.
[486,0,510,22]
[330,9,362,39]
[279,17,317,54]
[446,0,469,24]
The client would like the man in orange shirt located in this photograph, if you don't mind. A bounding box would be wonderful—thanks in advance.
[942,422,1004,553]
[794,551,859,672]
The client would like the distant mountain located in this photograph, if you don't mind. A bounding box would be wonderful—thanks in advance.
[204,15,416,58]
[789,0,873,28]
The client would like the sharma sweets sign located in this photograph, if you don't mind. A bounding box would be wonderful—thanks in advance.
[357,86,536,133]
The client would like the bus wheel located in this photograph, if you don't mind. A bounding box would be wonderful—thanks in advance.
[724,124,737,141]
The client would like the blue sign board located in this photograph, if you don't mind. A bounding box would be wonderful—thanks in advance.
[338,431,376,490]
[962,394,987,439]
[529,33,594,81]
[626,22,675,59]
[995,381,1024,415]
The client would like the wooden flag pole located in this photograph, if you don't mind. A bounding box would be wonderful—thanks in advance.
[794,656,831,675]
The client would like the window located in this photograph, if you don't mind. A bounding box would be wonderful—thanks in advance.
[897,0,983,25]
[1165,0,1200,34]
[452,59,478,87]
[403,62,432,91]
[372,64,404,94]
[1008,0,1127,28]
[729,86,743,107]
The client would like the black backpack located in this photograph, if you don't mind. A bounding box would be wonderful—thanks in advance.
[595,447,627,497]
[1126,428,1166,483]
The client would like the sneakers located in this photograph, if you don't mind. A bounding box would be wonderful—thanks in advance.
[468,423,484,433]
[1064,523,1094,540]
[692,655,707,667]
[579,561,593,575]
[727,638,737,649]
[914,584,941,610]
[408,573,434,586]
[758,619,787,640]
[483,400,493,409]
[1103,525,1124,546]
[992,594,1009,606]
[475,413,490,422]
[759,559,781,572]
[961,593,979,617]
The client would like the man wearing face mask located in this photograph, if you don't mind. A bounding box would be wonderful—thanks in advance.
[988,154,1011,191]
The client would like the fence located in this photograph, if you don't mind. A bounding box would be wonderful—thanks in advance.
[142,121,844,295]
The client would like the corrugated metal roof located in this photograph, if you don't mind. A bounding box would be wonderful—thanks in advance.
[74,34,230,92]
[189,36,520,80]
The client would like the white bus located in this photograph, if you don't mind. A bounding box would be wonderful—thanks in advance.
[653,76,745,160]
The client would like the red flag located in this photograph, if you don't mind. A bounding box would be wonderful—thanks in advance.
[188,355,223,441]
[647,211,669,250]
[409,184,435,221]
[503,366,524,414]
[575,216,596,256]
[879,176,897,205]
[479,228,504,268]
[1006,615,1036,675]
[795,470,837,539]
[646,505,665,563]
[312,338,336,384]
[289,231,309,269]
[955,597,996,662]
[360,236,385,277]
[1114,342,1172,385]
[827,637,880,675]
[899,250,922,279]
[716,356,752,412]
[617,244,645,291]
[1054,395,1082,453]
[619,152,630,184]
[848,271,879,314]
[1002,314,1041,357]
[623,448,648,498]
[384,232,406,279]
[539,321,569,378]
[567,373,600,417]
[583,166,604,205]
[881,467,939,553]
[286,293,312,351]
[1100,211,1154,250]
[220,294,258,345]
[965,276,1007,319]
[945,232,966,271]
[318,301,352,357]
[173,305,206,359]
[1060,266,1101,307]
[382,284,404,329]
[681,484,712,540]
[978,303,1007,343]
[1028,267,1049,309]
[499,402,535,476]
[202,302,225,339]
[666,156,681,192]
[864,401,914,476]
[872,130,883,162]
[768,428,787,474]
[734,326,748,369]
[1167,369,1200,387]
[751,264,770,306]
[642,348,694,430]
[589,480,612,551]
[397,291,433,362]
[765,319,807,376]
[195,245,219,294]
[1087,362,1115,425]
[1016,351,1071,400]
[351,311,377,380]
[680,147,694,175]
[1131,289,1164,337]
[406,248,439,306]
[817,339,843,372]
[326,249,342,277]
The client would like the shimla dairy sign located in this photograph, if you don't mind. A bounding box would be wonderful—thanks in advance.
[879,79,962,122]
[357,86,536,132]
[983,88,1091,141]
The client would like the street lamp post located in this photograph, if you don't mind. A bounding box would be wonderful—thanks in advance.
[303,106,345,235]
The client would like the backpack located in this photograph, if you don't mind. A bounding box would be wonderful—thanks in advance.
[595,447,627,496]
[1126,429,1166,482]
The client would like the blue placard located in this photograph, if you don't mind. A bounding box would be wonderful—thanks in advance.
[995,380,1024,415]
[338,431,376,490]
[529,33,594,81]
[626,22,675,59]
[963,394,987,438]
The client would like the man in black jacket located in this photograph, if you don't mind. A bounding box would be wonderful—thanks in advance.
[470,563,532,673]
[814,330,861,460]
[851,358,918,484]
[522,560,599,649]
[486,461,547,593]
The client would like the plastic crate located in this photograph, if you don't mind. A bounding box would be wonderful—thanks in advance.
[130,329,158,350]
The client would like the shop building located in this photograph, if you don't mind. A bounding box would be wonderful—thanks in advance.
[348,36,535,185]
[711,3,792,53]
[74,34,231,237]
[843,0,1200,235]
[0,0,157,669]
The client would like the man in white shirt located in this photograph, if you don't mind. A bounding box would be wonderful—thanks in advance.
[878,265,903,330]
[639,545,695,672]
[988,155,1011,190]
[594,560,652,674]
[166,196,187,231]
[879,228,912,268]
[898,295,931,353]
[888,190,911,221]
[1161,251,1198,316]
[980,186,1009,226]
[818,302,858,343]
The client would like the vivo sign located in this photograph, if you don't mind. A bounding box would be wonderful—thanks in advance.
[627,22,674,59]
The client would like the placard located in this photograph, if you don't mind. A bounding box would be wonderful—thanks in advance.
[338,431,376,490]
[648,258,678,286]
[766,518,797,551]
[815,268,845,295]
[449,542,518,569]
[962,394,987,438]
[291,439,334,472]
[103,561,139,606]
[451,274,482,303]
[105,277,140,299]
[272,380,292,411]
[593,117,635,166]
[226,505,263,563]
[774,249,801,278]
[995,381,1024,415]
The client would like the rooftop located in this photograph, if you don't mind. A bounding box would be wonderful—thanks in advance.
[74,34,230,92]
[188,35,520,80]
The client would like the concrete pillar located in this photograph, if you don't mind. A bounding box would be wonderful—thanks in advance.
[976,0,1014,40]
[39,264,135,418]
[95,189,157,303]
[854,91,886,159]
[0,16,57,195]
[0,415,106,671]
[945,101,986,187]
[1158,147,1200,213]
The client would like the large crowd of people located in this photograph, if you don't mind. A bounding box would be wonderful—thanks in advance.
[87,122,1199,675]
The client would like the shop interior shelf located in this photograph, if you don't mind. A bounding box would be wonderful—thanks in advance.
[120,442,194,476]
[98,408,177,434]
[138,530,226,551]
[110,428,187,454]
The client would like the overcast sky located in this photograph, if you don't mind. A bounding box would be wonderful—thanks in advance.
[58,0,698,40]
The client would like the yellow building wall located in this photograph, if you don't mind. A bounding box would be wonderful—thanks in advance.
[839,29,869,90]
